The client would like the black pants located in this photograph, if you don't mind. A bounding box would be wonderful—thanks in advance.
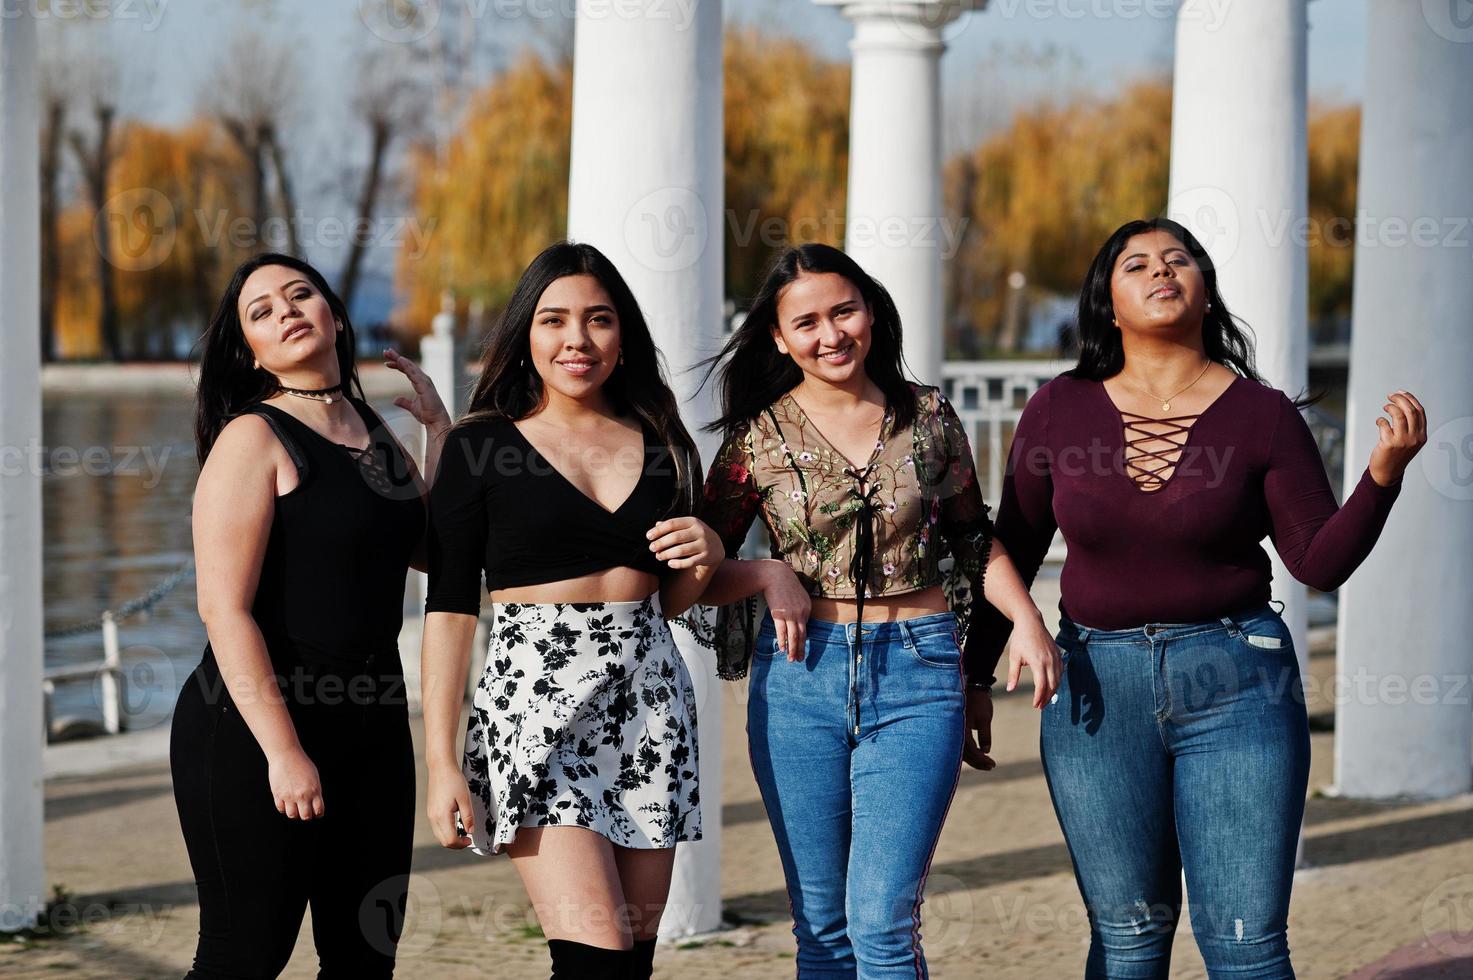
[170,663,416,979]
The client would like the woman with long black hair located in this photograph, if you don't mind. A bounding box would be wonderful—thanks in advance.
[976,217,1426,978]
[420,241,720,980]
[171,252,449,978]
[696,242,1060,977]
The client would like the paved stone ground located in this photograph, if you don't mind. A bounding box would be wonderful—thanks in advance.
[7,587,1472,979]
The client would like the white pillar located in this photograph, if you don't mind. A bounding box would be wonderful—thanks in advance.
[566,0,725,937]
[816,0,983,385]
[1333,1,1473,799]
[0,11,49,933]
[1167,1,1312,749]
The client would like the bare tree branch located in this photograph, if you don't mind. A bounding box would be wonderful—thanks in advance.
[203,32,300,247]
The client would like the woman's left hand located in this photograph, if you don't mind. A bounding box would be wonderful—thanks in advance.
[647,517,726,571]
[1368,389,1427,487]
[384,348,452,433]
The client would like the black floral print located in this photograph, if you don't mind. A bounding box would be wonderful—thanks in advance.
[462,594,702,854]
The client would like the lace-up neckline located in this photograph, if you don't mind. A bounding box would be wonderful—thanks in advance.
[1119,411,1201,492]
[1101,374,1243,494]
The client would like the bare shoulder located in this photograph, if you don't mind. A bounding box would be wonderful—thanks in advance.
[199,413,293,496]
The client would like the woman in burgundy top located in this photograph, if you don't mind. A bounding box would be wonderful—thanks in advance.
[974,218,1427,979]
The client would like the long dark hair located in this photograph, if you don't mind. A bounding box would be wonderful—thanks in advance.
[462,240,700,518]
[193,252,364,465]
[1067,217,1316,405]
[700,242,916,435]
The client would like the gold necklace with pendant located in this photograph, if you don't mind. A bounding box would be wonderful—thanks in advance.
[1119,360,1212,413]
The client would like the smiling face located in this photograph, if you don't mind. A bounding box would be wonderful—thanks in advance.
[528,274,621,403]
[1109,229,1208,336]
[770,271,873,387]
[237,265,341,376]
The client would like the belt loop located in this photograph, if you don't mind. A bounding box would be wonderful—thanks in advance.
[898,618,918,651]
[1220,614,1242,638]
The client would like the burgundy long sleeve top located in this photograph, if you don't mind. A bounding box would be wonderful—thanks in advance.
[970,373,1401,678]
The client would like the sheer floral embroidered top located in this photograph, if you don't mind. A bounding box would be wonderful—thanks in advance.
[970,374,1404,682]
[699,383,995,681]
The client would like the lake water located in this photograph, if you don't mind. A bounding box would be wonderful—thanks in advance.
[41,387,417,736]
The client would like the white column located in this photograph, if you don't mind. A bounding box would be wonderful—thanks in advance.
[0,11,48,933]
[567,0,725,937]
[816,0,983,385]
[1333,1,1473,799]
[1168,1,1312,738]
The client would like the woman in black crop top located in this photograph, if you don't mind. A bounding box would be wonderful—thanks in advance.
[170,253,450,979]
[421,241,724,980]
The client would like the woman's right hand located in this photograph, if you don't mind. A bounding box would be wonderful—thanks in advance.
[1006,613,1063,709]
[427,763,475,849]
[761,559,812,662]
[268,747,325,820]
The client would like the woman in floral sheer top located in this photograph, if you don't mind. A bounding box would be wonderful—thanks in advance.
[696,243,1060,978]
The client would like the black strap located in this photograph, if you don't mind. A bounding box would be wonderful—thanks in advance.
[243,405,311,484]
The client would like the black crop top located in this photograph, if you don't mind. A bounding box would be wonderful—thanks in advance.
[424,413,690,615]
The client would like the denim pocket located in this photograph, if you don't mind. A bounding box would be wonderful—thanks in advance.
[754,620,782,659]
[904,628,962,669]
[1233,611,1292,653]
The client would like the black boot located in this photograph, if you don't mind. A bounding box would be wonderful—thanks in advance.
[547,938,631,980]
[626,937,657,979]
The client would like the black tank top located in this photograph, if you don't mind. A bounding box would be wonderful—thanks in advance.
[197,396,425,693]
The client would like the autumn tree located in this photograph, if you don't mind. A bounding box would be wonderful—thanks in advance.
[203,32,301,255]
[395,52,575,333]
[945,79,1174,354]
[1307,103,1359,332]
[723,27,850,303]
[52,122,253,358]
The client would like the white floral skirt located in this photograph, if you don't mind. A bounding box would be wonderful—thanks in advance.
[461,593,702,854]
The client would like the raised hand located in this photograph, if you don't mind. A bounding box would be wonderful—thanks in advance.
[384,347,452,433]
[1368,390,1427,487]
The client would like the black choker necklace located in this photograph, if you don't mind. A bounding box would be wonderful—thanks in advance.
[277,382,343,404]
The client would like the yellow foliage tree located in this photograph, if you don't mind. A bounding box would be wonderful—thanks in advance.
[54,120,252,359]
[394,52,574,335]
[395,30,851,338]
[946,82,1360,354]
[945,79,1174,354]
[723,27,850,302]
[1306,103,1359,326]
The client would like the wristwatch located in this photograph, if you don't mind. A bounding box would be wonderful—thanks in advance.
[966,675,996,692]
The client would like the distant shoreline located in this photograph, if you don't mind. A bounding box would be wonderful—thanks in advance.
[41,361,481,398]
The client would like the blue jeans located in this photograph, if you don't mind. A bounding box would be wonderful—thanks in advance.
[747,610,965,979]
[1041,603,1311,980]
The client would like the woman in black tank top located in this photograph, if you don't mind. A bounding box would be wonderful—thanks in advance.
[170,253,450,978]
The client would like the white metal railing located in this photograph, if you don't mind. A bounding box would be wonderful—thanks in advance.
[42,558,194,740]
[941,359,1072,562]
